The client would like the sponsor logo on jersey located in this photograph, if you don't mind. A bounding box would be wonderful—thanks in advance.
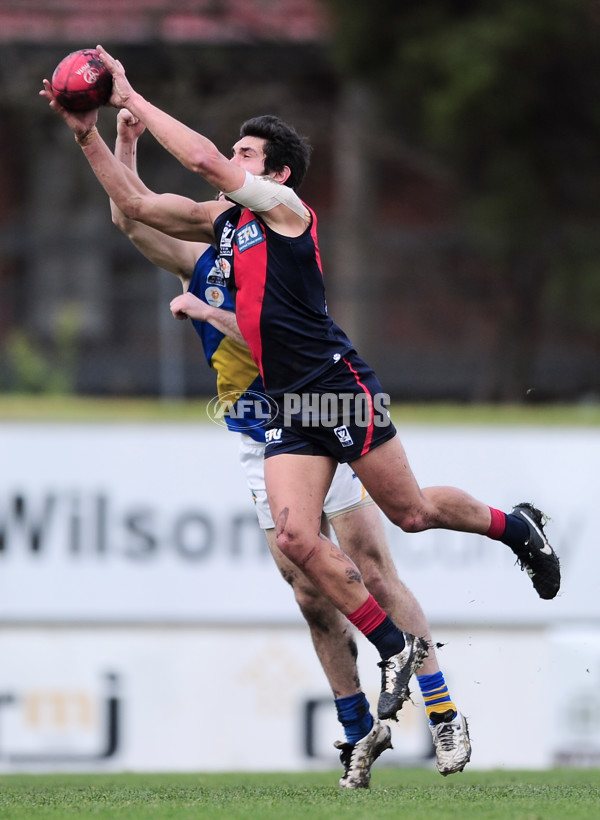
[205,286,225,307]
[265,428,283,444]
[334,425,354,447]
[236,220,265,252]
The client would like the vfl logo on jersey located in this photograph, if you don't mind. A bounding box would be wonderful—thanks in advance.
[334,425,354,447]
[265,428,283,444]
[236,220,265,252]
[205,286,225,307]
[220,222,236,257]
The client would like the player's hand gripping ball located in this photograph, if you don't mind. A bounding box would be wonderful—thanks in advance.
[51,49,113,112]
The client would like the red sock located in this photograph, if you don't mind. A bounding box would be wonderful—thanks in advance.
[486,507,506,540]
[347,594,386,635]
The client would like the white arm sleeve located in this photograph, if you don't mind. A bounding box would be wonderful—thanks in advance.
[226,171,307,219]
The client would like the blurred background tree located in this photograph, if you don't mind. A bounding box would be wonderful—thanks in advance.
[322,0,600,400]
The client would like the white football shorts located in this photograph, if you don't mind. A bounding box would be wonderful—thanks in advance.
[238,433,373,530]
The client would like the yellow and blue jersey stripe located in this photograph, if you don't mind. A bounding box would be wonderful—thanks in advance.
[188,246,268,443]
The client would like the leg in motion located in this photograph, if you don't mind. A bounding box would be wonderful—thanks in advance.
[487,502,560,599]
[244,443,395,788]
[350,437,560,599]
[331,501,470,774]
[264,524,391,788]
[265,453,424,714]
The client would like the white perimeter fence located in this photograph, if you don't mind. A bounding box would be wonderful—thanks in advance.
[0,422,597,772]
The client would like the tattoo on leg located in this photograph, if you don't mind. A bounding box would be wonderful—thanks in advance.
[275,507,289,537]
[345,567,362,584]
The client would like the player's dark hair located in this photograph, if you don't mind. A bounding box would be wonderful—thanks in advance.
[239,115,312,190]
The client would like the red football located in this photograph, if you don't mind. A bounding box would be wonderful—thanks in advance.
[51,49,113,112]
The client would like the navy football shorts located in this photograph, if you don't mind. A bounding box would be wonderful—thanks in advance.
[263,351,397,463]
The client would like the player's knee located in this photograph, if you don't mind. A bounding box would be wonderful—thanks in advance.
[399,516,423,533]
[274,523,308,565]
[388,507,427,533]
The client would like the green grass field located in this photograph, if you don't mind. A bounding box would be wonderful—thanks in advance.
[1,769,599,820]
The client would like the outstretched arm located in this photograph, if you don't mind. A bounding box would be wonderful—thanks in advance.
[40,79,227,244]
[94,46,309,239]
[110,110,207,284]
[111,112,247,347]
[96,45,246,195]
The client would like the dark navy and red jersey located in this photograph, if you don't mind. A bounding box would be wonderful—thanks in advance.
[213,203,354,397]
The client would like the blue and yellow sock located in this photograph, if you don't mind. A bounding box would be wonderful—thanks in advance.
[417,671,457,723]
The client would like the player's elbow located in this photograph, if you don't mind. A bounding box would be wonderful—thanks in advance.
[189,156,208,176]
[190,152,229,187]
[111,208,129,232]
[180,145,212,176]
[120,194,149,223]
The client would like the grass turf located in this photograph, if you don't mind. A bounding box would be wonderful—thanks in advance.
[1,770,599,820]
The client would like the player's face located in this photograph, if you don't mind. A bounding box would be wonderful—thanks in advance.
[230,136,267,176]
